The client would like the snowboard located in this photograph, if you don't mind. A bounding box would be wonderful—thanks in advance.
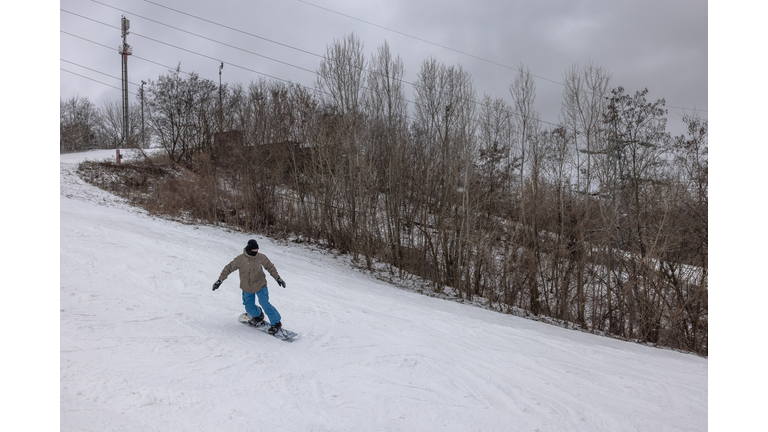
[238,313,299,342]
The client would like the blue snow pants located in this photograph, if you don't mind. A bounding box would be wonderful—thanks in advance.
[242,287,281,325]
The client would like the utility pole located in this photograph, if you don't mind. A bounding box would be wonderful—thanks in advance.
[118,15,132,164]
[141,80,146,149]
[218,62,224,130]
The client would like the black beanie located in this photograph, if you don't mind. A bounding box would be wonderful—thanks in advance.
[246,239,259,251]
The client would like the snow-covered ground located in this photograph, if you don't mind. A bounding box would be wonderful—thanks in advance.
[59,150,707,431]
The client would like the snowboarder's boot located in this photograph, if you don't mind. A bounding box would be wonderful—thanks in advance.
[248,313,265,326]
[268,321,282,335]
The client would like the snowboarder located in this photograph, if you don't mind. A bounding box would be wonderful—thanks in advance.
[212,239,287,334]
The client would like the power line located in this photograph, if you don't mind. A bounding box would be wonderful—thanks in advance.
[65,3,706,123]
[140,1,705,121]
[60,19,554,132]
[295,0,706,114]
[62,28,302,98]
[88,1,319,77]
[85,3,422,87]
[61,58,143,88]
[62,29,198,81]
[62,9,549,135]
[61,25,343,121]
[66,4,558,128]
[62,28,556,142]
[296,0,562,86]
[136,0,323,60]
[61,67,137,96]
[67,6,692,132]
[134,0,508,93]
[60,11,304,87]
[663,104,707,113]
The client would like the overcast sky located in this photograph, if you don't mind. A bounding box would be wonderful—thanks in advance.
[60,0,707,137]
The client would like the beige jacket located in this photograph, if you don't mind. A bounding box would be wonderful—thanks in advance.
[218,249,281,293]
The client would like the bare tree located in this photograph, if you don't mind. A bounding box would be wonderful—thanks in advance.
[671,113,707,270]
[413,57,477,294]
[665,113,707,352]
[365,40,410,272]
[540,126,575,320]
[560,61,612,325]
[97,99,142,150]
[508,64,543,313]
[60,95,99,152]
[145,68,217,164]
[477,94,515,215]
[315,33,366,118]
[562,60,612,194]
[597,86,672,340]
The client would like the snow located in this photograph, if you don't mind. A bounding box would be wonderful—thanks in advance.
[59,150,707,431]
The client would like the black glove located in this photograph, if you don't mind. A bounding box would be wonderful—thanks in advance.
[212,280,222,291]
[276,277,286,288]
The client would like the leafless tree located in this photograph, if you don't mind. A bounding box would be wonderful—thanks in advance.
[313,33,375,262]
[508,64,543,313]
[316,33,366,118]
[562,60,612,195]
[364,40,410,272]
[477,94,515,215]
[97,99,142,150]
[145,67,218,163]
[60,95,99,152]
[560,61,611,324]
[413,58,477,294]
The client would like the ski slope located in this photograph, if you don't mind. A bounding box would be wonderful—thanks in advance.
[60,150,707,431]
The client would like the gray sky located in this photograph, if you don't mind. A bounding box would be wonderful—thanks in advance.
[59,0,707,137]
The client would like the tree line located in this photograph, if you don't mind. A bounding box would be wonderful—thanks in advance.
[60,95,145,152]
[67,33,707,355]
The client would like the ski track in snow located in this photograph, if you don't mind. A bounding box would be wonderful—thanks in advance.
[60,150,707,431]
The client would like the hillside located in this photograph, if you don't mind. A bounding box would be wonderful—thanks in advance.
[60,150,707,431]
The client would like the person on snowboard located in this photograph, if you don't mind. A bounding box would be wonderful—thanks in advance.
[212,239,286,334]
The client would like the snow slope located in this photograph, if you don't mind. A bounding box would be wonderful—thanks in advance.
[60,150,707,431]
